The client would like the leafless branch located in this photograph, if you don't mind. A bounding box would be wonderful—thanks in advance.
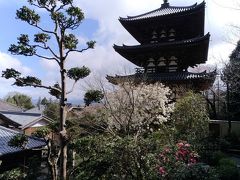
[65,47,91,59]
[66,81,77,95]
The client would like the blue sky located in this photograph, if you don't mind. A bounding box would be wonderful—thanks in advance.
[0,1,99,77]
[0,0,239,104]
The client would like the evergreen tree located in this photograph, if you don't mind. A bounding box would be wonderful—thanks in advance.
[41,97,48,105]
[2,0,95,179]
[5,93,34,110]
[222,40,240,121]
[84,90,104,106]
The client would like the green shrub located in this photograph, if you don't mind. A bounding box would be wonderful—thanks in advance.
[170,163,219,180]
[209,151,227,166]
[217,158,239,180]
[224,133,240,146]
[172,91,209,145]
[0,168,24,180]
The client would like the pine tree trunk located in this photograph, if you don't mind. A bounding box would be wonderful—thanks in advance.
[51,162,58,180]
[47,140,58,180]
[72,150,76,168]
[226,82,231,135]
[61,144,67,179]
[60,61,68,180]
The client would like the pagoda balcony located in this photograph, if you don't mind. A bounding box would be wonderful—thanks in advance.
[135,67,145,74]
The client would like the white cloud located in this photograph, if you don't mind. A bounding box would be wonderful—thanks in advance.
[1,0,240,102]
[0,52,31,73]
[0,52,35,98]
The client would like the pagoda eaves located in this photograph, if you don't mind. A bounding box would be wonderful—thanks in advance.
[119,1,206,44]
[114,33,210,71]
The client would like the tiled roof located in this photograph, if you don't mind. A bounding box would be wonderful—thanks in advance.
[0,126,46,156]
[120,1,204,21]
[114,33,210,50]
[25,105,45,114]
[0,100,23,112]
[107,70,216,82]
[0,111,42,128]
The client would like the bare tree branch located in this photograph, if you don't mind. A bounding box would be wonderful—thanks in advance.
[65,47,91,59]
[66,81,77,95]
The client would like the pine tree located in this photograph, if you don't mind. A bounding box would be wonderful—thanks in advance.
[2,0,95,179]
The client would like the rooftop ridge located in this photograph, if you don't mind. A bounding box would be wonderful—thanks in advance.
[0,110,42,116]
[120,1,203,21]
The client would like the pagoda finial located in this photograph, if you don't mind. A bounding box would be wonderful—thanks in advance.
[162,0,169,8]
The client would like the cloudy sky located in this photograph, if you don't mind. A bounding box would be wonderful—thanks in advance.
[0,0,239,103]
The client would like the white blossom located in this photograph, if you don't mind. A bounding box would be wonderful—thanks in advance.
[103,82,175,135]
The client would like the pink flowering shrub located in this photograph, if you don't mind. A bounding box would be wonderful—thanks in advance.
[157,141,199,178]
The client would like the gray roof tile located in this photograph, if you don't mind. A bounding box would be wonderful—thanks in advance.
[0,100,23,112]
[0,111,42,127]
[0,126,46,156]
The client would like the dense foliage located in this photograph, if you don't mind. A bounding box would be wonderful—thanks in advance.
[172,91,209,144]
[222,40,240,120]
[43,99,60,121]
[157,141,219,180]
[70,83,175,179]
[5,93,34,110]
[84,90,104,106]
[8,134,29,149]
[68,87,224,179]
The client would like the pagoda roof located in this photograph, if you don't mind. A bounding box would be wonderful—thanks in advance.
[107,70,215,83]
[106,70,216,90]
[114,33,210,68]
[120,1,205,21]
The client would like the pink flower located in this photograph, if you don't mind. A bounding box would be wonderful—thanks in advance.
[159,167,167,176]
[185,143,190,147]
[164,148,170,153]
[177,142,184,148]
[189,157,197,164]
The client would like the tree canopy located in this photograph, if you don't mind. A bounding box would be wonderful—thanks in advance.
[222,40,240,120]
[5,93,34,110]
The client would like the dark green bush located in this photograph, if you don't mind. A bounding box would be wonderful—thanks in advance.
[224,133,240,146]
[217,158,239,180]
[167,163,219,180]
[209,151,227,166]
[0,168,24,180]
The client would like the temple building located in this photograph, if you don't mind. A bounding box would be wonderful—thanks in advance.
[107,0,216,91]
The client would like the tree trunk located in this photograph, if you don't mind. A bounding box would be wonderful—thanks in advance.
[47,140,58,180]
[50,161,58,180]
[60,142,67,180]
[226,82,232,135]
[60,61,68,180]
[72,150,76,168]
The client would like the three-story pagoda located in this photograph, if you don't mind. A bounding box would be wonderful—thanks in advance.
[107,0,216,91]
